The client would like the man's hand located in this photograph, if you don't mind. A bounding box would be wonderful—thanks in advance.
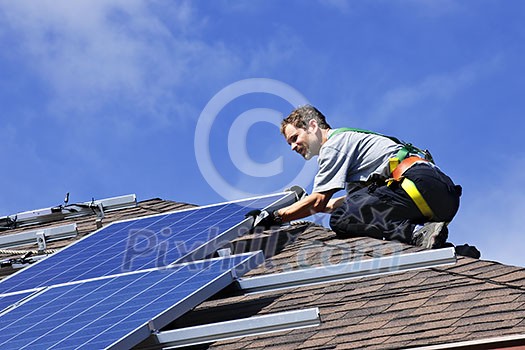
[245,209,281,229]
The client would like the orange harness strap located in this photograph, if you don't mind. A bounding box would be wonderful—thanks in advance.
[391,156,430,181]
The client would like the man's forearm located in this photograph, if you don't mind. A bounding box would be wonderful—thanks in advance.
[276,190,336,222]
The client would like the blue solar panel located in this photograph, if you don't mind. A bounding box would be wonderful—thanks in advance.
[0,291,34,314]
[0,252,262,350]
[0,193,293,294]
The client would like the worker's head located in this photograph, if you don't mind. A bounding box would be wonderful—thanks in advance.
[280,105,331,160]
[280,105,331,134]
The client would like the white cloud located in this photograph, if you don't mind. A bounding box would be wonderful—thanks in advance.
[0,0,240,130]
[245,30,302,74]
[0,1,311,136]
[367,58,501,127]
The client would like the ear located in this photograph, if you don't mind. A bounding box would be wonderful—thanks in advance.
[308,119,318,131]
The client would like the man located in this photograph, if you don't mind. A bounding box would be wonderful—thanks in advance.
[253,105,462,249]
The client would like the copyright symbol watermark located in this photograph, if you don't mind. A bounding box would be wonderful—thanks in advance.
[194,78,317,201]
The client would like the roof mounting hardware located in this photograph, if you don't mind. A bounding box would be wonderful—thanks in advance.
[36,231,46,253]
[237,247,457,293]
[0,252,49,269]
[0,223,78,250]
[140,308,320,349]
[0,194,137,229]
[216,248,232,257]
[95,202,105,229]
[147,319,158,334]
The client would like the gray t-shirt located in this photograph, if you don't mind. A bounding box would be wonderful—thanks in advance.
[312,130,403,193]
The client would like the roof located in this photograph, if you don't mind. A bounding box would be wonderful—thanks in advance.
[1,196,525,349]
[174,226,525,349]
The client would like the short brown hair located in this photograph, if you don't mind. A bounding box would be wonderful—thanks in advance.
[280,105,331,134]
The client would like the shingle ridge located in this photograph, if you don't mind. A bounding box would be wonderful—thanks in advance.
[136,198,197,213]
[433,263,525,292]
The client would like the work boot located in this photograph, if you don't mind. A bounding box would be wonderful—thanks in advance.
[412,222,448,249]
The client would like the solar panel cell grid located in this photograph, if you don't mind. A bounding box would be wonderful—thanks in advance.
[0,253,261,350]
[0,292,33,314]
[0,193,290,294]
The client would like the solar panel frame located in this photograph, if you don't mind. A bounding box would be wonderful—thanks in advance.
[0,252,263,350]
[0,192,295,294]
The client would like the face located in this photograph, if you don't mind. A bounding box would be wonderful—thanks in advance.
[283,122,321,160]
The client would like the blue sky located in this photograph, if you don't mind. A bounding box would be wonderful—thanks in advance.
[1,0,524,267]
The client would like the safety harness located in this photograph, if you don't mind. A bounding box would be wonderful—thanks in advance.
[328,127,435,219]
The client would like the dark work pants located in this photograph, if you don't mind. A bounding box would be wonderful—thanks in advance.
[329,164,462,244]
